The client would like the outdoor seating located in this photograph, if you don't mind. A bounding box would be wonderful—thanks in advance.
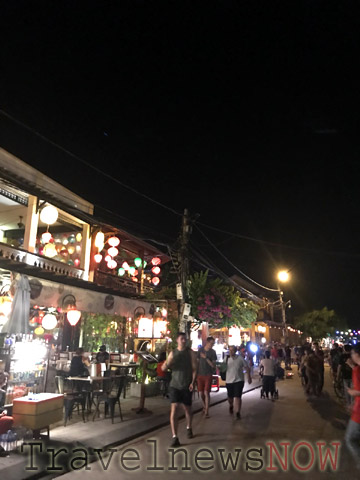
[92,376,125,423]
[63,379,89,426]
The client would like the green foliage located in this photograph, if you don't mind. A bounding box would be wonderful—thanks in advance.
[294,307,347,341]
[81,313,126,353]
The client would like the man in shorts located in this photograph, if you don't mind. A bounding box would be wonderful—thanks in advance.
[225,345,252,419]
[162,332,197,447]
[197,336,217,418]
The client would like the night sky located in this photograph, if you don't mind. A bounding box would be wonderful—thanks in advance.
[1,1,360,327]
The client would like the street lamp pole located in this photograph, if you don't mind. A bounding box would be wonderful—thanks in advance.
[277,270,290,344]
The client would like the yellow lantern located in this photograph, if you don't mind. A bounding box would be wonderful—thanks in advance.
[76,233,82,242]
[34,326,44,335]
[43,243,57,258]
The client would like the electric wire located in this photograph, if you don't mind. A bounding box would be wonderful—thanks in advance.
[195,225,280,292]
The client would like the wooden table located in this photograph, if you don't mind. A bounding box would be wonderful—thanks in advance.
[13,393,64,439]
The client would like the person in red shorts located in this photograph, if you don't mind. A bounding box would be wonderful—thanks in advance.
[345,343,360,470]
[197,337,217,418]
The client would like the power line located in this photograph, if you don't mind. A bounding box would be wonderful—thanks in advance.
[197,220,360,259]
[195,225,279,292]
[0,109,182,217]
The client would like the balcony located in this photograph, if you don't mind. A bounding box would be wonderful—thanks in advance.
[0,242,84,280]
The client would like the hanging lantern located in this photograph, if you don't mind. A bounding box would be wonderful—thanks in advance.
[76,233,82,242]
[107,259,117,269]
[42,313,57,330]
[34,326,45,336]
[94,253,102,263]
[40,205,58,225]
[118,267,125,276]
[151,266,161,275]
[67,246,75,255]
[67,308,81,326]
[132,277,139,282]
[62,238,69,246]
[134,269,139,276]
[122,262,130,271]
[151,257,161,266]
[94,231,105,250]
[41,231,52,244]
[108,236,120,247]
[107,247,119,257]
[43,243,57,258]
[134,257,142,268]
[105,254,112,262]
[60,248,69,257]
[129,266,136,276]
[161,308,167,317]
[152,277,160,286]
[74,258,80,267]
[75,245,81,252]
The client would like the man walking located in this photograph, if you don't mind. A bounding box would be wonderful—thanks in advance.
[197,336,217,418]
[224,345,252,419]
[345,344,360,470]
[162,332,197,447]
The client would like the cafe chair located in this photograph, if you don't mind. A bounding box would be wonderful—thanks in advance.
[92,376,125,423]
[63,379,88,426]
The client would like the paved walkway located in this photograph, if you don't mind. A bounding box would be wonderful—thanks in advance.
[58,365,354,480]
[0,374,258,479]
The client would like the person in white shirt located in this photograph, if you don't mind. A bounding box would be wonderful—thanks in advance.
[260,351,276,400]
[224,345,252,419]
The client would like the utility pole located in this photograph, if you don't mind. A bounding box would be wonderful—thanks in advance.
[178,208,192,335]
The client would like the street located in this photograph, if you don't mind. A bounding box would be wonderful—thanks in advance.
[57,366,355,480]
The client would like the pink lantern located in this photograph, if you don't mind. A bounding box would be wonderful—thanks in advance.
[108,236,120,247]
[107,247,119,257]
[151,266,161,275]
[107,259,117,269]
[74,258,80,267]
[94,253,102,263]
[152,277,160,286]
[122,262,130,271]
[151,257,161,266]
[67,308,81,326]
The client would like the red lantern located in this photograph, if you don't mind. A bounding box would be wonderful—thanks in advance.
[151,266,161,275]
[105,254,112,262]
[152,277,160,286]
[151,257,161,266]
[132,277,139,282]
[94,253,102,263]
[74,258,80,267]
[108,236,120,247]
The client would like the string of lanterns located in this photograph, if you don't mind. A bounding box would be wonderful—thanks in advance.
[93,231,162,286]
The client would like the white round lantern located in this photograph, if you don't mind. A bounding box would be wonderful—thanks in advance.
[40,205,59,225]
[42,313,58,330]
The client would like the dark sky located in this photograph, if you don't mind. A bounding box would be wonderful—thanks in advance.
[1,1,360,327]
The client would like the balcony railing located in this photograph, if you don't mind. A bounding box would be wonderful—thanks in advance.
[0,242,84,279]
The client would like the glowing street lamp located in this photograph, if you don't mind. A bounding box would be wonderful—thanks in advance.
[277,270,290,283]
[276,269,291,342]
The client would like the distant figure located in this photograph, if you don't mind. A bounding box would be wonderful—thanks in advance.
[96,345,110,364]
[345,344,360,470]
[338,344,354,409]
[69,348,90,377]
[197,337,217,418]
[260,351,276,400]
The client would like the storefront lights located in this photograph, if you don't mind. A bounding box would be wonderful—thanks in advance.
[134,257,142,268]
[108,236,120,247]
[94,253,102,263]
[107,259,117,269]
[40,205,59,225]
[42,313,58,330]
[151,257,161,266]
[108,247,119,257]
[94,231,105,250]
[67,308,81,326]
